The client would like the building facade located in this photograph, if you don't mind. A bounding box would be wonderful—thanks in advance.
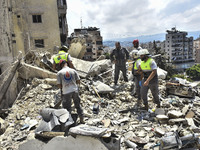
[11,0,67,56]
[194,37,200,63]
[165,27,194,70]
[0,0,68,108]
[73,27,103,61]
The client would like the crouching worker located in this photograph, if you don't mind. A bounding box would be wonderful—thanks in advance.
[57,59,84,124]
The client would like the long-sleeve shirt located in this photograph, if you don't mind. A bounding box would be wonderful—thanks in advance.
[110,47,129,66]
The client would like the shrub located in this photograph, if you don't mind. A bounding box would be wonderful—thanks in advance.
[186,64,200,80]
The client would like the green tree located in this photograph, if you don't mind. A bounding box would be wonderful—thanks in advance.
[186,64,200,80]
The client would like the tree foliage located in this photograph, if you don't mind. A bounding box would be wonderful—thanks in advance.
[186,64,200,80]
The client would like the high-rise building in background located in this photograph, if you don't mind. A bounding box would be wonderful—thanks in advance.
[193,37,200,63]
[73,27,103,61]
[165,27,194,70]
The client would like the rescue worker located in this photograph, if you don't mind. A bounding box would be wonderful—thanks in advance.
[53,45,75,71]
[131,50,142,106]
[57,59,84,124]
[110,42,129,85]
[133,39,142,50]
[138,49,160,110]
[130,39,142,60]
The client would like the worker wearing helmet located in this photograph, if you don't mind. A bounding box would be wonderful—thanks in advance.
[110,42,129,85]
[57,59,84,124]
[131,50,142,106]
[138,49,160,110]
[130,39,142,60]
[53,45,75,71]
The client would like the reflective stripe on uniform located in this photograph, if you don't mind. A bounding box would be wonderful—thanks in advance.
[53,51,69,64]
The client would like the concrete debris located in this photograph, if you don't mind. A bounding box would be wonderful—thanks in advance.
[68,37,86,59]
[18,62,56,80]
[166,77,198,98]
[19,136,109,150]
[35,108,74,133]
[69,124,107,137]
[0,51,200,150]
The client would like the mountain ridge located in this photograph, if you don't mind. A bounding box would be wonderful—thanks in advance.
[103,31,200,47]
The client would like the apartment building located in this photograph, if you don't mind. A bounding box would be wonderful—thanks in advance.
[165,27,194,70]
[11,0,67,56]
[0,0,68,108]
[194,37,200,63]
[73,27,103,61]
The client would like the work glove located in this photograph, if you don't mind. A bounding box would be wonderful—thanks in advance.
[139,81,142,87]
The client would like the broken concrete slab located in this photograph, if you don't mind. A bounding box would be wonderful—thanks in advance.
[168,110,183,119]
[155,108,165,115]
[19,139,44,150]
[35,108,73,133]
[69,124,107,137]
[18,62,56,80]
[155,127,166,136]
[166,81,196,98]
[19,135,109,150]
[92,81,114,94]
[71,57,111,77]
[168,118,188,125]
[68,37,86,59]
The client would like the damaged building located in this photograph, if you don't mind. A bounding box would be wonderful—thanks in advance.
[1,1,200,150]
[165,27,194,70]
[71,27,104,61]
[0,0,68,108]
[0,48,200,149]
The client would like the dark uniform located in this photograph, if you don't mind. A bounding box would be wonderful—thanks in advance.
[110,47,129,85]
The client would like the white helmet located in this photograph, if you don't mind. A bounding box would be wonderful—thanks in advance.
[138,49,149,56]
[131,50,139,59]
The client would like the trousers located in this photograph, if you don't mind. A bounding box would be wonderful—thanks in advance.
[62,91,83,117]
[114,64,128,84]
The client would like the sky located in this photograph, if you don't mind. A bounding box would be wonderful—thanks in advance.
[67,0,200,40]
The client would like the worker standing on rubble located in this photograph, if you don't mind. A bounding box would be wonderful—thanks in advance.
[57,59,84,124]
[130,40,142,59]
[110,42,129,86]
[138,49,160,110]
[53,45,75,71]
[131,50,142,107]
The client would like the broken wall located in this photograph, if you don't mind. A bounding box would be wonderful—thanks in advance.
[0,0,18,108]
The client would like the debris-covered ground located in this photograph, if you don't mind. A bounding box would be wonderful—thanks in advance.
[0,52,200,150]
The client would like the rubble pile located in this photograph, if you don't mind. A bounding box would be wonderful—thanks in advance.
[0,76,200,149]
[0,52,200,149]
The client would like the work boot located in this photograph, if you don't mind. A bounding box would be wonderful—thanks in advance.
[79,116,85,124]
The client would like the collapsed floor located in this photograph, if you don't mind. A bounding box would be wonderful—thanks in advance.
[0,52,200,150]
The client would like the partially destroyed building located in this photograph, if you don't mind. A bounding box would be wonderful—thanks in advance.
[11,0,68,55]
[0,0,68,108]
[165,27,194,70]
[194,37,200,63]
[72,27,103,61]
